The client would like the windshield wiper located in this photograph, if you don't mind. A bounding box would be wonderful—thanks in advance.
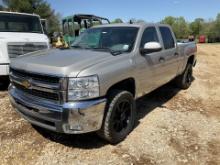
[71,45,89,49]
[91,47,124,56]
[111,50,124,56]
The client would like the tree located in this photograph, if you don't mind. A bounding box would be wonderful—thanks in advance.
[3,0,61,33]
[161,16,176,26]
[161,16,190,39]
[189,18,205,36]
[0,0,8,9]
[174,17,190,39]
[214,13,220,36]
[47,12,61,33]
[111,18,123,24]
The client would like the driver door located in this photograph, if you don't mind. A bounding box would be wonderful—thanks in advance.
[135,26,166,93]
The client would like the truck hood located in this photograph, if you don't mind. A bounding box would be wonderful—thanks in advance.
[10,49,113,77]
[0,32,48,43]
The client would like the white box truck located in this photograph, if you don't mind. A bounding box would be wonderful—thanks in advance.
[0,11,50,83]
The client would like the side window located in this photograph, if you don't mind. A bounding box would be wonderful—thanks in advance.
[159,27,175,49]
[140,27,159,48]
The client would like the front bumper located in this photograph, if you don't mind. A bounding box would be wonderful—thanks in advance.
[9,85,106,134]
[0,63,9,76]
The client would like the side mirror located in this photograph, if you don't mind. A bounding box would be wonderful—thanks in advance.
[140,42,162,55]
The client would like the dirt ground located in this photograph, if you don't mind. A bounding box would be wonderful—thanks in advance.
[0,44,219,165]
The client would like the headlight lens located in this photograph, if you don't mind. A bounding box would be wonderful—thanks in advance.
[68,75,99,101]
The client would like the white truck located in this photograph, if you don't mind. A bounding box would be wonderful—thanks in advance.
[0,11,49,84]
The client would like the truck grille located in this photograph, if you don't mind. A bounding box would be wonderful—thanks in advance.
[11,68,60,84]
[14,83,59,101]
[8,42,48,58]
[10,68,64,103]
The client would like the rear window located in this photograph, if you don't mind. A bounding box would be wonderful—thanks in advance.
[159,27,175,49]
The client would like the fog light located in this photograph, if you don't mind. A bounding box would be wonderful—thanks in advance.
[69,124,83,131]
[67,109,83,132]
[63,124,83,133]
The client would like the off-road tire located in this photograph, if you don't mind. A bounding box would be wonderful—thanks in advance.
[98,90,136,144]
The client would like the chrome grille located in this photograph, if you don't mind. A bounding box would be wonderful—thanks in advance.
[11,68,60,84]
[14,83,59,101]
[9,68,66,103]
[8,42,48,58]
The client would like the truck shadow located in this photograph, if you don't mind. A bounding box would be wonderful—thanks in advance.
[0,77,10,91]
[135,82,180,127]
[0,84,9,91]
[33,82,184,149]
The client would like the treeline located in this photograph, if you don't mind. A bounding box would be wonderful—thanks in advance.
[161,14,220,41]
[1,0,220,42]
[112,13,220,42]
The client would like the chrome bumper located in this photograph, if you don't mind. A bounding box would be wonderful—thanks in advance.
[9,85,106,134]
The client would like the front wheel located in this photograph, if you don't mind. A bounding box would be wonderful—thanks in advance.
[98,90,136,144]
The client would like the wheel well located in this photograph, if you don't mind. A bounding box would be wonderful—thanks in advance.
[187,55,195,65]
[107,78,136,97]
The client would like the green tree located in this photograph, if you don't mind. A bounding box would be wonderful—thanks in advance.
[3,0,61,33]
[214,13,220,36]
[111,18,123,24]
[161,16,176,26]
[174,17,189,39]
[189,18,205,36]
[161,16,190,39]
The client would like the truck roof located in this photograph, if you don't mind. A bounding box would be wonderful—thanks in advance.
[0,11,40,17]
[93,23,170,28]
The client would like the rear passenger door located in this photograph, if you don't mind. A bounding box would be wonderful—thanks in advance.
[158,26,179,82]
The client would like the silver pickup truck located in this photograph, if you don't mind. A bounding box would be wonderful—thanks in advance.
[9,23,197,143]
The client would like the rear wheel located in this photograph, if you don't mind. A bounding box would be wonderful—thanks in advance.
[175,63,193,89]
[98,90,136,144]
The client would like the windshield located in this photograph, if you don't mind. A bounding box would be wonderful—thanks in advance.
[71,27,139,53]
[0,13,43,33]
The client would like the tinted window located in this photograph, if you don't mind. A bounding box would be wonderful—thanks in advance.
[159,27,175,49]
[0,13,43,33]
[72,27,139,53]
[140,27,159,48]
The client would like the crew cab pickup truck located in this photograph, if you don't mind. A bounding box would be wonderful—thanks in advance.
[0,11,49,85]
[9,23,197,143]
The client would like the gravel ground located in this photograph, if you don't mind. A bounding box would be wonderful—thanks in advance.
[0,44,219,165]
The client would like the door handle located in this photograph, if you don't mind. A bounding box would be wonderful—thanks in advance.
[159,57,165,63]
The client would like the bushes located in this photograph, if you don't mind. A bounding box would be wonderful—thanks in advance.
[161,13,220,42]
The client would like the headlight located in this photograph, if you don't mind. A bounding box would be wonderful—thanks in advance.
[68,75,99,101]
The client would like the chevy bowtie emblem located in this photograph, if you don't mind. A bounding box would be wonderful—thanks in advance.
[22,80,31,89]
